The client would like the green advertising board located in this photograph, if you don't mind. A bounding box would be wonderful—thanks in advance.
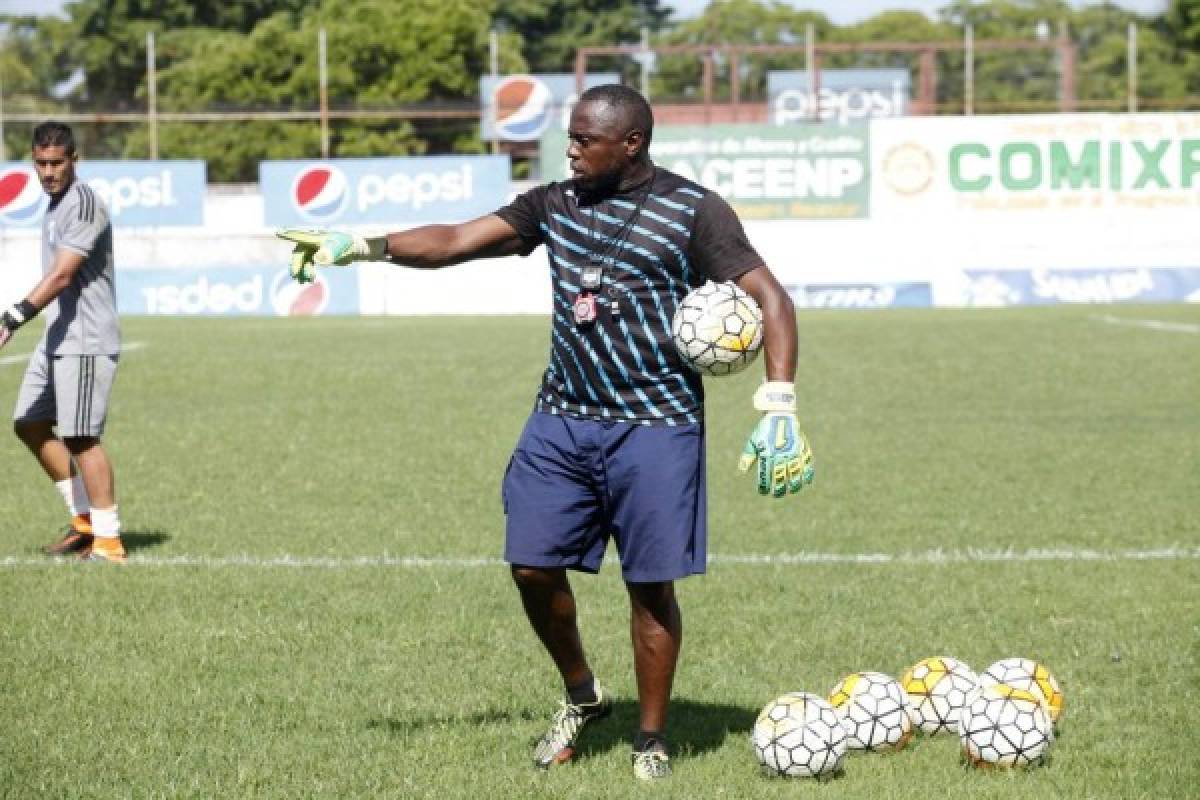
[540,124,870,219]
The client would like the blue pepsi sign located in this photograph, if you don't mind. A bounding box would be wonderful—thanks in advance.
[260,156,511,226]
[117,266,360,316]
[957,268,1200,306]
[789,282,933,309]
[0,161,205,226]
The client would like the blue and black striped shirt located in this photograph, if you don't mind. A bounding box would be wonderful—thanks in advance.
[496,167,764,426]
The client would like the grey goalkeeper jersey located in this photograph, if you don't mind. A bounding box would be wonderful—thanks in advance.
[41,180,120,356]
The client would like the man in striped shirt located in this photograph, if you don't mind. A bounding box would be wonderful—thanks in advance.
[2,121,126,563]
[280,84,813,780]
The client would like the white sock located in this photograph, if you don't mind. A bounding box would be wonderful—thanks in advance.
[54,476,92,517]
[55,479,77,516]
[91,506,121,539]
[71,475,91,516]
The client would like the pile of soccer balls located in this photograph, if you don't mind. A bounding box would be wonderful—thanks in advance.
[751,656,1064,779]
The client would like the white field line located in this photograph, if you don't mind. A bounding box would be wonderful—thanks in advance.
[0,340,146,367]
[1092,314,1200,334]
[1,546,1197,569]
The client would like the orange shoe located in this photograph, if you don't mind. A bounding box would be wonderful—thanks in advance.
[43,514,94,556]
[82,536,127,564]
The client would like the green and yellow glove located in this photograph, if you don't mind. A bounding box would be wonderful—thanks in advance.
[738,381,815,497]
[276,228,388,283]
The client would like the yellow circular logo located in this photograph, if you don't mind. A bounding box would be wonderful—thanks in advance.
[883,142,935,196]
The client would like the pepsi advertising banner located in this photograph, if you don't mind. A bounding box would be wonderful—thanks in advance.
[0,161,206,227]
[769,69,910,126]
[260,156,511,227]
[117,267,360,316]
[481,73,619,142]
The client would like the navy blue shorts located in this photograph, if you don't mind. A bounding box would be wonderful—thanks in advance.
[502,412,707,583]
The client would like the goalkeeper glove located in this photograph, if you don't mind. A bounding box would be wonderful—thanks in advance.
[0,300,36,350]
[276,228,389,283]
[738,381,815,497]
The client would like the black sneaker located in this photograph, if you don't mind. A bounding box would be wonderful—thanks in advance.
[632,736,671,781]
[43,527,93,556]
[532,685,613,768]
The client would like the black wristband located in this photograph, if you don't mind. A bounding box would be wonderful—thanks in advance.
[2,300,37,331]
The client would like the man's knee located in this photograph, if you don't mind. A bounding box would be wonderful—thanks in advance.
[511,564,561,591]
[63,435,101,455]
[14,418,52,445]
[627,580,676,613]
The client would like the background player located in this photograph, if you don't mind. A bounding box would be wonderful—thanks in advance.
[1,121,125,563]
[278,85,813,780]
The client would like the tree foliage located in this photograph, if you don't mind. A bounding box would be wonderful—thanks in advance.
[495,0,670,73]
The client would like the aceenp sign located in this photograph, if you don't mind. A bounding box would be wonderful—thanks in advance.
[0,161,205,226]
[541,124,870,219]
[261,156,511,226]
[480,73,619,142]
[769,69,910,126]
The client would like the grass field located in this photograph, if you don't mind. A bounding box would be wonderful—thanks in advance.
[1,305,1197,799]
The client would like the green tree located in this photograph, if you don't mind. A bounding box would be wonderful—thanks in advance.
[1165,0,1200,93]
[495,0,670,74]
[0,15,77,158]
[54,0,311,110]
[652,0,834,102]
[127,0,500,180]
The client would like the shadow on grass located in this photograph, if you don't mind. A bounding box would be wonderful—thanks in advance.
[368,697,757,762]
[122,529,171,553]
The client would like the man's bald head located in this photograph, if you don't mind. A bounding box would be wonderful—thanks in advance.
[577,84,654,157]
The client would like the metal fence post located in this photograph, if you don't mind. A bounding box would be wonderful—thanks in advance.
[806,23,817,121]
[1128,22,1138,113]
[964,24,974,116]
[147,30,157,159]
[319,28,329,158]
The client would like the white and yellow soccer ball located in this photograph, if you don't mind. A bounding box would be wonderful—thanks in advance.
[828,671,914,752]
[959,683,1054,767]
[979,657,1065,726]
[899,656,979,735]
[671,281,763,377]
[751,692,847,779]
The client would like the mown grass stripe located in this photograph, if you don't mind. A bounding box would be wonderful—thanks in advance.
[3,546,1196,569]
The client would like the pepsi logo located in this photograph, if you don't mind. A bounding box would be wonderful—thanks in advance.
[0,167,49,225]
[291,164,349,221]
[493,75,554,142]
[271,269,329,316]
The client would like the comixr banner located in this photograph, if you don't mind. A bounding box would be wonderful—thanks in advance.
[541,123,870,219]
[872,113,1200,219]
[0,161,206,226]
[260,156,512,227]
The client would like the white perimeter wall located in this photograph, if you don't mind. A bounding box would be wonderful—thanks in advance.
[4,112,1199,312]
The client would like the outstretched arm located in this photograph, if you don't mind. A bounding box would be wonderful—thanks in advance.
[279,214,527,282]
[381,214,529,269]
